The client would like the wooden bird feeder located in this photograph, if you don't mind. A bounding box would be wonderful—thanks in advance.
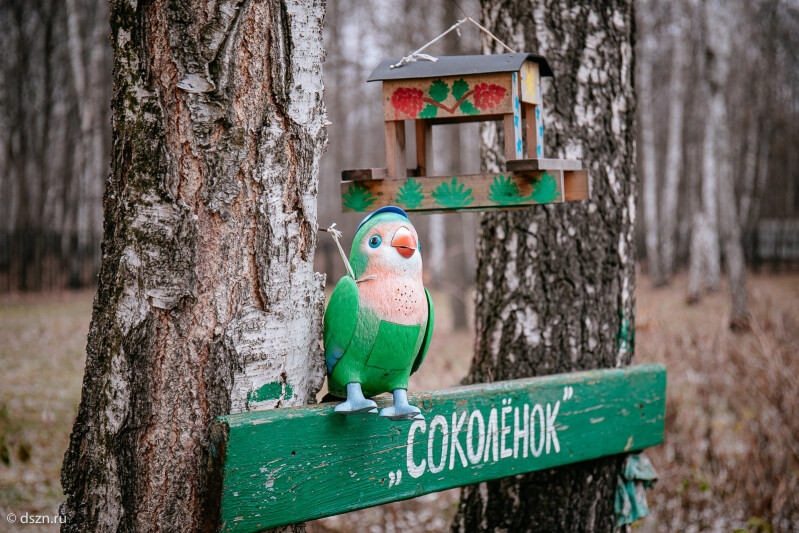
[340,53,590,213]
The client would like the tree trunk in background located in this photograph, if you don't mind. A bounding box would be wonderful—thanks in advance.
[748,125,771,226]
[687,212,708,302]
[452,1,636,531]
[688,0,723,302]
[637,0,664,286]
[705,0,748,328]
[699,105,721,291]
[65,0,106,287]
[429,214,446,283]
[695,0,722,293]
[60,1,327,531]
[660,0,687,279]
[738,115,759,231]
[444,0,469,330]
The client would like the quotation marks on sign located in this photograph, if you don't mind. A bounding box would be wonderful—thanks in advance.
[562,386,574,401]
[387,469,403,488]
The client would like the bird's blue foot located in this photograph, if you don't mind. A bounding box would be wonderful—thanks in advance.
[380,389,424,421]
[334,382,378,415]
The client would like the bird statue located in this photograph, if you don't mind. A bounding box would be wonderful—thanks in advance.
[323,206,434,421]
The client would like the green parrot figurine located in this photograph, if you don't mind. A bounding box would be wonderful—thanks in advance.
[324,206,434,421]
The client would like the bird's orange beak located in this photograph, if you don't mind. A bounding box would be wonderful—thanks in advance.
[391,227,417,258]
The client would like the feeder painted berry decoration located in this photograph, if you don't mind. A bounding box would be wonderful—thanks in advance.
[473,82,506,110]
[391,87,424,117]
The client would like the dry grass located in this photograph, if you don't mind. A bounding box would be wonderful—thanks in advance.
[636,273,799,532]
[0,291,92,532]
[1,273,797,532]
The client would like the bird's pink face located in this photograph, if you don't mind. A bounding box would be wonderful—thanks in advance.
[360,220,423,279]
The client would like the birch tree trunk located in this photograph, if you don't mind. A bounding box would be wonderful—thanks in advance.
[700,101,721,291]
[738,115,759,231]
[65,0,107,286]
[706,0,749,328]
[452,1,637,531]
[429,214,446,283]
[637,0,664,286]
[695,0,723,293]
[660,0,688,279]
[60,1,327,531]
[748,127,771,226]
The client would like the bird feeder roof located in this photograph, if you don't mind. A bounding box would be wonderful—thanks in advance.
[367,53,554,82]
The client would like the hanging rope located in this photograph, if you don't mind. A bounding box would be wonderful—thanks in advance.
[318,224,376,283]
[319,223,354,279]
[390,16,516,70]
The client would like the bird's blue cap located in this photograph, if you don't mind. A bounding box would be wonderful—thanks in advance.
[356,206,409,233]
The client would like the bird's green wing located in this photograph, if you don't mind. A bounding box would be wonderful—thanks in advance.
[411,288,434,375]
[324,276,359,374]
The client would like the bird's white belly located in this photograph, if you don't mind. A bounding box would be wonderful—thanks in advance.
[358,276,428,326]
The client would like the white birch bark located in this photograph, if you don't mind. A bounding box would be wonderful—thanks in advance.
[429,214,446,283]
[637,0,664,286]
[739,114,759,229]
[706,0,748,327]
[687,212,707,302]
[64,0,94,282]
[748,131,770,226]
[660,0,688,279]
[700,99,722,291]
[698,0,728,292]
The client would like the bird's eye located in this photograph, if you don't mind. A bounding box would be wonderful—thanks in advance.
[369,235,381,248]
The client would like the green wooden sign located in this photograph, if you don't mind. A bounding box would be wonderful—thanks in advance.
[212,364,666,532]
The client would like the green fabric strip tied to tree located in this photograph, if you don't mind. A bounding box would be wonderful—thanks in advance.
[614,452,659,526]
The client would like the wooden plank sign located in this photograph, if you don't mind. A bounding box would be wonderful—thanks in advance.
[340,170,589,213]
[213,364,666,532]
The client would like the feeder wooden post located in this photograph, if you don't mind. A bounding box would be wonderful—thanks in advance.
[504,114,518,161]
[415,120,433,176]
[504,72,524,162]
[385,120,406,179]
[524,103,538,158]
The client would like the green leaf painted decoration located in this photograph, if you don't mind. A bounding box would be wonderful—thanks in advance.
[432,178,474,208]
[395,178,425,209]
[342,184,375,212]
[419,104,438,119]
[459,100,480,116]
[488,174,526,205]
[531,172,560,203]
[451,78,469,101]
[616,310,635,352]
[429,79,449,103]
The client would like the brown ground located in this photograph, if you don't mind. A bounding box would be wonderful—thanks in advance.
[1,272,797,532]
